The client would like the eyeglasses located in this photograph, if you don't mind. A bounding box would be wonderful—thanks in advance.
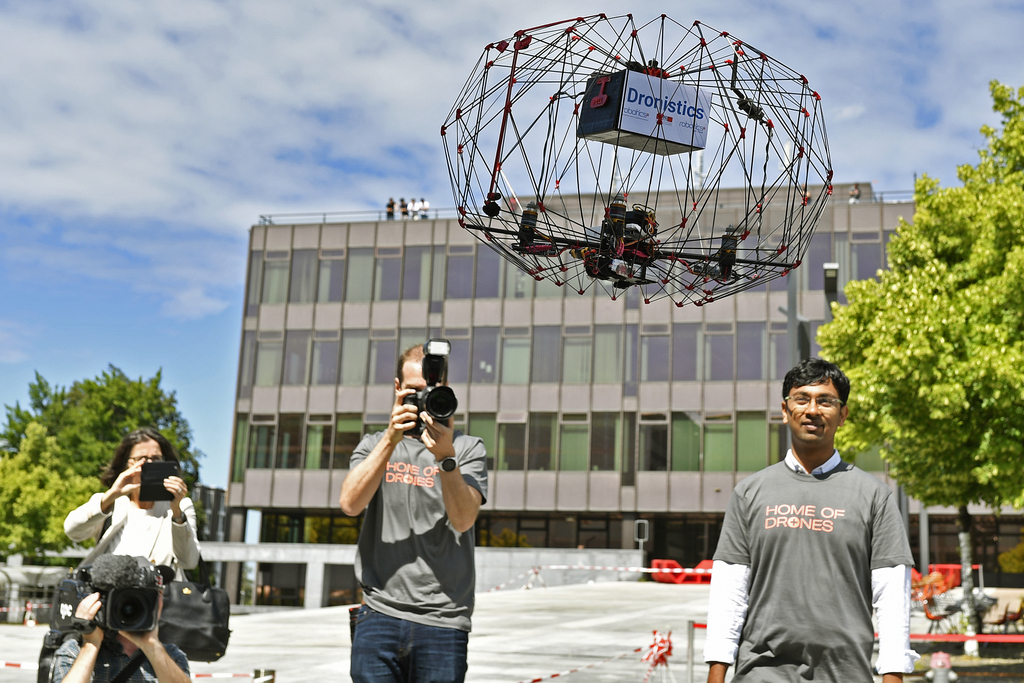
[128,455,163,465]
[784,395,845,411]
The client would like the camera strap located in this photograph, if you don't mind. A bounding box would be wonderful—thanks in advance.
[111,650,145,683]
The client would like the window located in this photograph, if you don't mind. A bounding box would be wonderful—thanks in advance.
[248,423,276,468]
[559,415,589,470]
[369,338,397,385]
[254,334,283,386]
[531,326,561,383]
[804,233,832,291]
[769,323,788,381]
[469,413,496,470]
[640,327,670,381]
[497,422,526,470]
[446,248,474,299]
[289,250,318,303]
[345,248,374,302]
[501,330,531,384]
[852,240,882,281]
[430,246,446,313]
[704,415,734,471]
[447,337,471,384]
[475,247,501,298]
[238,331,256,399]
[471,327,499,383]
[625,286,640,310]
[305,421,333,469]
[261,252,290,304]
[592,325,623,383]
[528,413,557,470]
[311,332,340,385]
[246,251,263,316]
[334,414,363,470]
[737,411,767,471]
[590,413,621,471]
[705,324,734,381]
[736,322,765,381]
[535,278,563,299]
[398,328,427,358]
[672,323,701,381]
[624,324,638,397]
[276,415,303,468]
[317,250,345,302]
[562,329,592,384]
[282,331,311,385]
[621,412,636,485]
[402,246,431,301]
[639,415,668,471]
[374,249,403,301]
[232,414,248,482]
[671,412,700,471]
[340,330,369,385]
[504,262,532,299]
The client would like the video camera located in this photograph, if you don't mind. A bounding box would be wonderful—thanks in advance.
[52,555,166,634]
[403,339,458,438]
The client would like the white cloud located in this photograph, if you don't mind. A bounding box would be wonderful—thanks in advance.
[0,320,35,364]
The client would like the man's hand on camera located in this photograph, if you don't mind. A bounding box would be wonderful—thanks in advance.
[420,412,455,461]
[76,593,105,648]
[387,388,420,445]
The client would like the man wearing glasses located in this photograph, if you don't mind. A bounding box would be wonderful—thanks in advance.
[705,358,917,683]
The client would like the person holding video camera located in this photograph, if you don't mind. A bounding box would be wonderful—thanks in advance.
[340,340,488,683]
[51,555,190,683]
[64,428,200,580]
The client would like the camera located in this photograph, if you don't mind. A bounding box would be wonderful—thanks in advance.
[52,555,164,634]
[403,339,458,438]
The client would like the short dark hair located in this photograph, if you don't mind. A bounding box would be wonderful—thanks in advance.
[101,427,180,487]
[782,358,850,404]
[396,344,425,384]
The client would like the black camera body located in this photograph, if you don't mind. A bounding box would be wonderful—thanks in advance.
[52,555,164,634]
[403,339,458,438]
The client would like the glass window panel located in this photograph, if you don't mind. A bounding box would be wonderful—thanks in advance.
[739,245,767,292]
[282,331,311,385]
[737,411,767,471]
[311,340,340,385]
[317,259,345,302]
[704,422,734,471]
[528,413,557,470]
[340,331,369,385]
[304,424,332,469]
[805,232,832,291]
[334,415,363,470]
[706,334,734,381]
[369,339,398,385]
[621,412,636,485]
[497,423,526,470]
[446,254,474,299]
[469,413,496,470]
[624,324,638,397]
[549,518,576,547]
[640,335,670,382]
[247,424,275,469]
[345,248,374,302]
[559,424,589,470]
[289,250,318,303]
[625,286,640,310]
[852,242,882,281]
[402,246,431,301]
[475,247,501,298]
[639,423,668,471]
[448,339,470,384]
[770,422,786,464]
[398,328,427,359]
[261,261,289,304]
[246,251,263,316]
[471,327,499,383]
[770,331,788,381]
[430,246,446,313]
[672,323,701,381]
[590,413,620,471]
[736,322,765,381]
[593,326,623,384]
[502,337,531,384]
[834,233,850,305]
[238,331,256,399]
[254,341,283,386]
[374,258,403,301]
[232,414,248,482]
[535,278,563,298]
[276,415,303,469]
[562,336,592,384]
[504,262,533,299]
[671,412,700,471]
[531,326,561,382]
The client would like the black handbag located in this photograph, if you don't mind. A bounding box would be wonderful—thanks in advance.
[159,556,231,662]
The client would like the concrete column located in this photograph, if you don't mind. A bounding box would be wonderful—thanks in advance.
[304,561,325,609]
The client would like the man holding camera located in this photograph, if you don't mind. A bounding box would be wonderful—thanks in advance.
[340,341,488,683]
[51,591,189,683]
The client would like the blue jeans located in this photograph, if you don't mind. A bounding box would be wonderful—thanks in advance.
[350,606,468,683]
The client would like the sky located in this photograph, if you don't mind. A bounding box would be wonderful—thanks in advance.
[2,0,1023,488]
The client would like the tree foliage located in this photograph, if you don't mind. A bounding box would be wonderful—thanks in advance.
[819,81,1024,511]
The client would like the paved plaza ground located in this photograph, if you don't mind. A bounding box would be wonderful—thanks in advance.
[2,581,1022,682]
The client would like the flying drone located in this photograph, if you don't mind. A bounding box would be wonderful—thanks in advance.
[441,14,832,306]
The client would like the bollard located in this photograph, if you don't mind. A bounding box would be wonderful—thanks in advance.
[925,652,958,682]
[253,669,275,683]
[687,620,695,683]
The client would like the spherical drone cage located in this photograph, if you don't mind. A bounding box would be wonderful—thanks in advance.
[441,14,833,306]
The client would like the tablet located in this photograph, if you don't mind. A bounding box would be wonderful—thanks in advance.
[139,461,180,501]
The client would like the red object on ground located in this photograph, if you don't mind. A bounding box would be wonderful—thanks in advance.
[929,563,981,589]
[651,559,713,584]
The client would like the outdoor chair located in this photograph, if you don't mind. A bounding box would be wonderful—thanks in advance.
[989,601,1024,634]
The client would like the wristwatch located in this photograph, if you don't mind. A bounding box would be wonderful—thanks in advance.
[440,457,458,472]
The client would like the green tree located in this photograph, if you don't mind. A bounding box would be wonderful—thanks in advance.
[0,422,99,556]
[819,81,1024,650]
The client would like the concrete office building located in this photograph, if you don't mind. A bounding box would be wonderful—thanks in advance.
[223,184,1024,606]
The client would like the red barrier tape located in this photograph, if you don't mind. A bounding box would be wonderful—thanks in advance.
[488,565,712,592]
[511,647,644,683]
[908,634,1024,643]
[2,662,39,670]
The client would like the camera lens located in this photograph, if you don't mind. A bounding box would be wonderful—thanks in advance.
[108,589,156,632]
[424,386,458,420]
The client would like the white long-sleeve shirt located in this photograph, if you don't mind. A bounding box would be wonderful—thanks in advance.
[703,450,919,674]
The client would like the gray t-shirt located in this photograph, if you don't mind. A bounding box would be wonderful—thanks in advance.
[713,460,913,683]
[351,431,488,632]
